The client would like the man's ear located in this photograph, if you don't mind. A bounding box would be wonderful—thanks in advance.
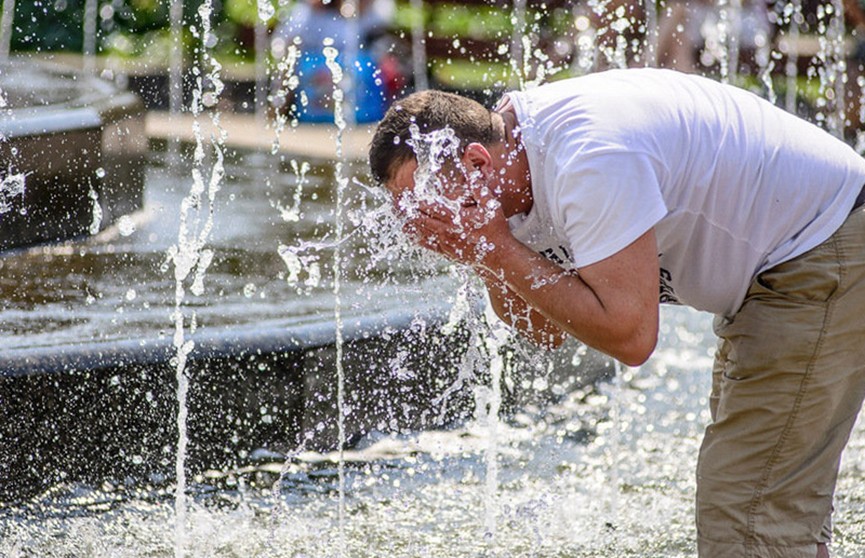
[461,143,493,177]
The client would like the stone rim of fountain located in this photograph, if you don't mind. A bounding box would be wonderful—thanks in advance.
[0,303,456,377]
[0,56,146,252]
[0,57,142,139]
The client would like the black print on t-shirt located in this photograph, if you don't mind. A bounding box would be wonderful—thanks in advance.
[659,266,681,305]
[539,245,574,267]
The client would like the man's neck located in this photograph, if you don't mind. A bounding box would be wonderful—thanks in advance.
[492,108,533,218]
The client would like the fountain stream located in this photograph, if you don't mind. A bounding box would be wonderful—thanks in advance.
[82,0,98,74]
[0,0,14,61]
[510,0,528,87]
[480,316,507,544]
[643,0,658,67]
[169,2,227,555]
[410,0,429,91]
[323,41,350,554]
[255,1,275,125]
[168,0,185,165]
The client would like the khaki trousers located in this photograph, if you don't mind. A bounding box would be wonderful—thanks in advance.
[697,206,865,558]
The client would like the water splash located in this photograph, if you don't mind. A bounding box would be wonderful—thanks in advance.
[400,125,464,221]
[273,159,310,222]
[87,184,102,235]
[0,170,25,214]
[257,0,276,22]
[278,241,323,292]
[270,37,301,152]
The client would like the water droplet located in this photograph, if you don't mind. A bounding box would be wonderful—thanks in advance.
[117,215,136,236]
[257,0,276,21]
[203,92,219,107]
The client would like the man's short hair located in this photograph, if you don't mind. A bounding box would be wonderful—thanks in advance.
[368,90,499,186]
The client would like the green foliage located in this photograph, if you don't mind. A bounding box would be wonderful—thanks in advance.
[10,0,87,52]
[225,0,276,27]
[430,58,514,88]
[7,0,266,58]
[392,1,572,41]
[428,4,512,38]
[392,2,513,39]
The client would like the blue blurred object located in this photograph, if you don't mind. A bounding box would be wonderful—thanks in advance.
[294,52,386,124]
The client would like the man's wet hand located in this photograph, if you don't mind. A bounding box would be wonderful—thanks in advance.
[401,185,512,269]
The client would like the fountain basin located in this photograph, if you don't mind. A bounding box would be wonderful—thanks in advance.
[0,59,146,251]
[0,150,611,505]
[0,302,610,504]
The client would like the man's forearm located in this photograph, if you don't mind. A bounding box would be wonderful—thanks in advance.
[477,233,659,366]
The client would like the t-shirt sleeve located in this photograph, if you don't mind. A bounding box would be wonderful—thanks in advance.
[552,151,668,268]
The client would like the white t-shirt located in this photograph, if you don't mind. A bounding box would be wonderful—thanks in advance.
[506,68,865,317]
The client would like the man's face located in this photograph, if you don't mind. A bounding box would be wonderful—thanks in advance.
[385,159,420,215]
[385,159,474,221]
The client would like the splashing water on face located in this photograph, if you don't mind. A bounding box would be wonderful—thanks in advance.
[393,124,471,228]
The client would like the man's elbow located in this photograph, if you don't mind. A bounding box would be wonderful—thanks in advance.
[616,341,655,367]
[612,323,658,367]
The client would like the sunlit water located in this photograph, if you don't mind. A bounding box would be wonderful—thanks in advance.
[3,305,863,557]
[2,0,864,555]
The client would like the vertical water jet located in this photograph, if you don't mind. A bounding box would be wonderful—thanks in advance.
[410,0,429,91]
[170,2,227,556]
[168,0,184,165]
[82,0,98,73]
[255,0,275,125]
[0,0,15,61]
[324,40,349,556]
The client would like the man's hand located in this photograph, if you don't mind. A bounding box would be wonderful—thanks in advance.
[401,177,512,268]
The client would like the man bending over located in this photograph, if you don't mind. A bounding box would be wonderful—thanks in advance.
[368,68,865,557]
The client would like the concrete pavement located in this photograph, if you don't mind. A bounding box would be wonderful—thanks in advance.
[145,111,377,162]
